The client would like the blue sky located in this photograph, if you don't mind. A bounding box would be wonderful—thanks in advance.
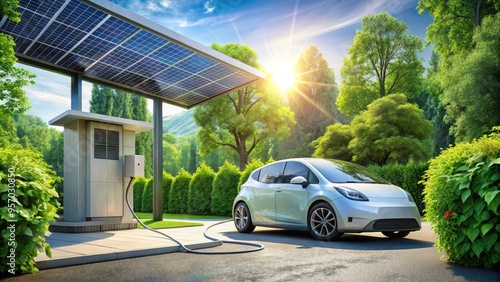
[22,0,433,124]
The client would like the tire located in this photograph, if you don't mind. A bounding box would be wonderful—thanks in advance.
[234,202,255,233]
[308,202,343,241]
[382,231,410,239]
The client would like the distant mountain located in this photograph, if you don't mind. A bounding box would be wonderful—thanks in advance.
[163,108,198,136]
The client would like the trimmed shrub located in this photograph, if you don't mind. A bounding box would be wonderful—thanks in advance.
[238,159,264,191]
[133,177,146,212]
[141,178,153,213]
[0,147,60,274]
[212,162,241,216]
[162,171,174,213]
[168,169,192,214]
[422,128,500,269]
[188,163,215,215]
[368,162,428,214]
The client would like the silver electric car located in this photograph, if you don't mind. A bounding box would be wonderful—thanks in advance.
[233,158,421,240]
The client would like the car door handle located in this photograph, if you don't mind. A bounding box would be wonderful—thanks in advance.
[276,188,282,192]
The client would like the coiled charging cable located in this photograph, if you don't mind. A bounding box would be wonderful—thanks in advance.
[125,177,264,254]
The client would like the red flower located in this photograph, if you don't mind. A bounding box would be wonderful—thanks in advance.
[443,209,453,219]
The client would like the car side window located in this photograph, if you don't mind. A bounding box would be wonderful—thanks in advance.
[258,163,283,184]
[251,169,260,181]
[282,161,319,184]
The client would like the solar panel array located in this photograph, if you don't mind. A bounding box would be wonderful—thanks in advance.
[0,0,263,108]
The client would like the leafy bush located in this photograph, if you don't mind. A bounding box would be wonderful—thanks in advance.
[188,163,215,215]
[133,177,146,212]
[368,162,428,214]
[212,162,241,216]
[141,178,153,213]
[162,172,174,213]
[422,128,500,268]
[0,146,60,274]
[238,159,264,191]
[168,169,192,214]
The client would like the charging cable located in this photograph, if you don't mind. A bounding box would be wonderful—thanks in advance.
[125,177,264,254]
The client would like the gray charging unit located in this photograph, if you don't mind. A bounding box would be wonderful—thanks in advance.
[49,110,152,233]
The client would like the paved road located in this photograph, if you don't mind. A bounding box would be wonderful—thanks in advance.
[3,222,499,281]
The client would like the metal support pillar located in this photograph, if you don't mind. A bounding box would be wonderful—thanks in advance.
[153,98,164,221]
[71,74,82,111]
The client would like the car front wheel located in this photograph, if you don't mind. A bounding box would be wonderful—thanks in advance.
[382,231,410,238]
[308,202,343,241]
[234,202,255,233]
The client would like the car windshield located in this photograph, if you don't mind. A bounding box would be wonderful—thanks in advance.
[307,159,389,184]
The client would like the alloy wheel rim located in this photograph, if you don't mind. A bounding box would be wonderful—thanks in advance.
[235,205,248,229]
[310,207,336,237]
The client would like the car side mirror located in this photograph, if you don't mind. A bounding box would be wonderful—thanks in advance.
[290,176,309,188]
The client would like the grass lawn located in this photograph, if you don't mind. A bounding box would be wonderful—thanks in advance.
[134,212,230,229]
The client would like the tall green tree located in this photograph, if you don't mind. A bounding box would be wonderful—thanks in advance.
[288,46,342,138]
[312,124,353,161]
[337,12,424,116]
[418,0,500,60]
[349,94,432,166]
[194,43,295,170]
[440,13,500,142]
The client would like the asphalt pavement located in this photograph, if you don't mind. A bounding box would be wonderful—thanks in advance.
[2,220,499,281]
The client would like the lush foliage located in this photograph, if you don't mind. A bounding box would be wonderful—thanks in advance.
[162,172,173,213]
[0,147,60,274]
[211,162,241,216]
[313,124,353,161]
[440,13,500,142]
[133,177,146,212]
[194,43,295,170]
[417,0,499,60]
[337,12,424,116]
[422,128,500,268]
[187,163,215,215]
[141,179,153,213]
[349,94,432,165]
[368,162,428,214]
[285,46,344,157]
[168,169,192,214]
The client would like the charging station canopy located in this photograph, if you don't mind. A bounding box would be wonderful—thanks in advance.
[0,0,266,108]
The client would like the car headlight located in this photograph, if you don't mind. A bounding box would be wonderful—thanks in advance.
[406,191,415,202]
[334,187,369,201]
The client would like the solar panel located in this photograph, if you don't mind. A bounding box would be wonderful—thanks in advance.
[0,0,265,108]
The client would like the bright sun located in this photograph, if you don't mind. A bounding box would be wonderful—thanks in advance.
[268,63,296,92]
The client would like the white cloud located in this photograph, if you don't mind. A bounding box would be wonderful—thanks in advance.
[204,1,215,14]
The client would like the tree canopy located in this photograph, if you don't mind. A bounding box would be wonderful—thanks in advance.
[349,94,432,166]
[440,13,500,142]
[194,43,295,170]
[337,12,424,116]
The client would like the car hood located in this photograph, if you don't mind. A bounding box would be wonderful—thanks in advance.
[335,183,407,198]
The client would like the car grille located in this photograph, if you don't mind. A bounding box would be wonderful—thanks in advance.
[372,219,420,230]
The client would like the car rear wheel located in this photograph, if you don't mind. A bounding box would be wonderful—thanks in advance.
[382,231,410,238]
[234,202,255,233]
[308,202,343,241]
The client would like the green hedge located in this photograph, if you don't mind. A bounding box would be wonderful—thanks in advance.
[168,169,191,214]
[368,162,428,214]
[422,128,500,269]
[162,172,173,213]
[0,147,60,274]
[141,179,153,213]
[188,163,215,215]
[133,177,146,212]
[211,162,241,216]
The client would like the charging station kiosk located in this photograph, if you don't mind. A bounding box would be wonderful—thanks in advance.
[49,110,152,232]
